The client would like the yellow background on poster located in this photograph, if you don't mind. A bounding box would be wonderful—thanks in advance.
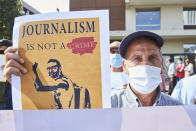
[18,17,102,109]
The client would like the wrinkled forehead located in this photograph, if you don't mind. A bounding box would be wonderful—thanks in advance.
[47,62,58,67]
[126,39,160,57]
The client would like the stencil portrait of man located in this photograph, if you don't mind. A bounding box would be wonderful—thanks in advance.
[32,59,91,109]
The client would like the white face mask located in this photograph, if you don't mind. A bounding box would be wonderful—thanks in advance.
[127,65,162,94]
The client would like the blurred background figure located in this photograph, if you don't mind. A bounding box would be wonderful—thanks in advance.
[172,74,196,105]
[0,39,12,110]
[167,58,177,95]
[160,67,166,92]
[110,41,128,95]
[0,39,12,51]
[176,58,185,81]
[185,58,194,77]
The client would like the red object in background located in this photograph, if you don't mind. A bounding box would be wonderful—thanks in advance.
[67,37,97,55]
[176,64,185,78]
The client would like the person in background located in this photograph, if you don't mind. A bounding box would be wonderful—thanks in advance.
[194,59,196,73]
[185,59,194,77]
[0,39,12,110]
[172,74,196,105]
[111,31,181,108]
[0,39,12,51]
[176,58,185,82]
[160,67,166,92]
[167,58,177,95]
[110,41,128,95]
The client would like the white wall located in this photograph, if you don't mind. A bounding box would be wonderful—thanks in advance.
[110,3,196,54]
[161,40,184,54]
[161,5,183,30]
[125,6,136,32]
[23,0,70,13]
[160,39,196,54]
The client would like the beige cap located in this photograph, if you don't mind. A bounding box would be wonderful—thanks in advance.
[110,41,121,49]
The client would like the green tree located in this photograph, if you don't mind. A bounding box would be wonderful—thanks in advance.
[0,0,23,40]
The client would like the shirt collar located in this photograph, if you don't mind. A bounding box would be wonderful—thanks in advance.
[125,84,162,107]
[124,85,141,107]
[153,87,162,105]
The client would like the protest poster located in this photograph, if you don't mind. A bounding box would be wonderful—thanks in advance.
[12,10,110,110]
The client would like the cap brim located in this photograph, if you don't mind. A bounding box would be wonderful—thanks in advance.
[119,31,164,58]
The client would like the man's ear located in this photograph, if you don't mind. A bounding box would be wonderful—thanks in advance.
[123,60,129,76]
[159,50,163,66]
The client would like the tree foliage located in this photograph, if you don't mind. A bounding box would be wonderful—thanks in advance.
[0,0,23,40]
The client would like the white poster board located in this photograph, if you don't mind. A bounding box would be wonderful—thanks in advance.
[0,105,196,131]
[12,10,110,110]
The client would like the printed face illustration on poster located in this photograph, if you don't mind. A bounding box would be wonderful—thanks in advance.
[12,11,110,110]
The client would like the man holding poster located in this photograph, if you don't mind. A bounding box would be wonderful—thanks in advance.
[3,11,182,109]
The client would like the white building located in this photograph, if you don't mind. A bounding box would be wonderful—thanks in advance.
[21,0,196,54]
[21,0,40,14]
[21,0,69,13]
[110,0,196,54]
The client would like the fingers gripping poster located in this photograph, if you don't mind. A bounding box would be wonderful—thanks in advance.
[12,10,110,110]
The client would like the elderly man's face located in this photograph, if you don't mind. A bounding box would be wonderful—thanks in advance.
[123,38,162,74]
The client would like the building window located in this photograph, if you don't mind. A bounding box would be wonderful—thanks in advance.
[136,8,160,30]
[183,8,196,29]
[184,44,196,53]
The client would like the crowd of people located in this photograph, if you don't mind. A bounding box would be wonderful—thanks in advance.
[167,57,196,105]
[167,57,194,94]
[0,31,196,110]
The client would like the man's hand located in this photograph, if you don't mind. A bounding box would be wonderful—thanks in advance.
[32,62,38,74]
[3,47,27,83]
